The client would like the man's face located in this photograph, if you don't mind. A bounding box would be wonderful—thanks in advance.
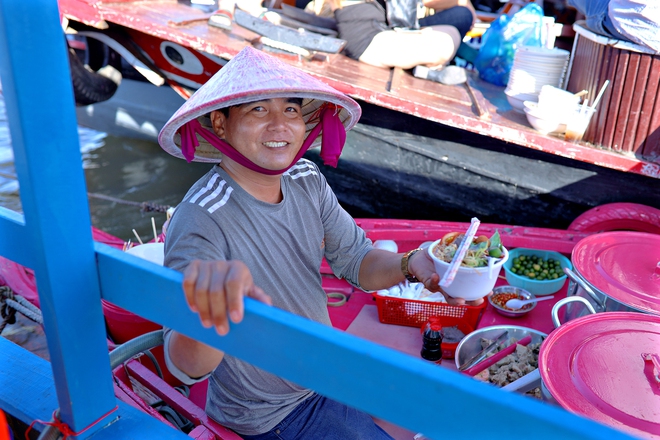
[211,98,306,171]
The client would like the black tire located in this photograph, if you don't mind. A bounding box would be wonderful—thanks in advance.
[68,47,120,106]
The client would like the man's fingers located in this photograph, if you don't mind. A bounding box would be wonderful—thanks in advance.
[208,264,230,335]
[247,286,272,306]
[181,260,267,335]
[192,263,222,329]
[182,261,201,312]
[224,262,247,326]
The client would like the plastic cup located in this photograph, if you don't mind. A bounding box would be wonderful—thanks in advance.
[564,106,596,143]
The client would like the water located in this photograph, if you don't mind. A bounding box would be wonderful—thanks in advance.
[0,89,210,242]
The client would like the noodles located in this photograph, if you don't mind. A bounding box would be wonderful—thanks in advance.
[432,230,503,268]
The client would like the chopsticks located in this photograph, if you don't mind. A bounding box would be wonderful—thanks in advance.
[458,330,508,371]
[463,335,532,377]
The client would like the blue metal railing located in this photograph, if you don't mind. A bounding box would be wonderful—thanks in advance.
[0,1,639,439]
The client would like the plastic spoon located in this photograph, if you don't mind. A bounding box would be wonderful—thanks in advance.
[506,295,555,310]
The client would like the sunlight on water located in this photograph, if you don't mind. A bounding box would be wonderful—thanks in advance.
[0,91,108,211]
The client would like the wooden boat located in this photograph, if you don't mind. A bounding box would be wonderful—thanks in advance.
[58,0,660,228]
[2,205,660,439]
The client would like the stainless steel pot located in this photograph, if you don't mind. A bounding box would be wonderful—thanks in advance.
[555,231,660,325]
[539,311,660,439]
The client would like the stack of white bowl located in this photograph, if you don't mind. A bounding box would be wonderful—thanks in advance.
[505,46,570,113]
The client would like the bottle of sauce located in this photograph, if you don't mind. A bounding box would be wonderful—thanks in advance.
[420,319,443,364]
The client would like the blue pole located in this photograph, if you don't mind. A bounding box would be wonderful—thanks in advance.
[0,0,116,434]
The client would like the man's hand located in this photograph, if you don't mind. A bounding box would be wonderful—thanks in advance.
[183,260,272,335]
[408,249,486,306]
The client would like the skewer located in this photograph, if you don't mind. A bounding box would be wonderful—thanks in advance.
[151,217,158,243]
[132,229,144,245]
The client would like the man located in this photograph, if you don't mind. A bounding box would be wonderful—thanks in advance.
[157,46,447,439]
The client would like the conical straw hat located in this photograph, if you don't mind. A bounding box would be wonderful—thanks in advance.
[158,46,361,164]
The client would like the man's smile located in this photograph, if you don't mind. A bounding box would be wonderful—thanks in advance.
[263,141,289,148]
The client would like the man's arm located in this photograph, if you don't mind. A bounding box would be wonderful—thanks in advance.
[357,248,439,293]
[168,332,225,379]
[358,247,484,305]
[167,259,272,379]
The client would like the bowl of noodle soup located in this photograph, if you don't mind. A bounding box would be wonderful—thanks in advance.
[428,236,509,301]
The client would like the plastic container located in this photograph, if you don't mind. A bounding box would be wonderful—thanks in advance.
[503,248,572,295]
[564,106,597,143]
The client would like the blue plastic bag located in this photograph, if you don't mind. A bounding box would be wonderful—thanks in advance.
[474,3,544,87]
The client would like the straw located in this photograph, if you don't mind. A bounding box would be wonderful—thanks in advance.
[132,229,144,245]
[580,98,589,116]
[439,217,481,288]
[151,217,158,243]
[589,80,610,111]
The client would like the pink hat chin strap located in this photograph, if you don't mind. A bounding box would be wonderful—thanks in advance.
[178,105,347,175]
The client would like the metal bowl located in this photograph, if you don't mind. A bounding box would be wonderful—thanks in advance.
[454,325,548,371]
[488,285,536,318]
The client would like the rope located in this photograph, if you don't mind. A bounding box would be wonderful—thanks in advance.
[0,286,44,335]
[87,192,171,213]
[6,298,43,324]
[0,170,171,213]
[326,292,347,307]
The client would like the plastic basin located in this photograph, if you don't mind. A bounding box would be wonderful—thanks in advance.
[503,248,572,296]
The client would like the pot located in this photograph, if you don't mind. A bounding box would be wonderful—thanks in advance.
[556,231,660,325]
[538,311,660,439]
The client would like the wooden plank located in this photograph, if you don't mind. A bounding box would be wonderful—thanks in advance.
[0,338,189,439]
[601,48,628,150]
[633,56,660,154]
[0,208,31,268]
[611,50,639,152]
[641,54,660,159]
[593,44,615,147]
[622,53,651,153]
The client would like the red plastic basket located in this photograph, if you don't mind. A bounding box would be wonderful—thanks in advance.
[372,293,487,329]
[373,293,487,359]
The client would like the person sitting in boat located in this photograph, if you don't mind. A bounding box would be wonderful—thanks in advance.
[330,0,471,70]
[157,46,471,439]
[566,0,660,52]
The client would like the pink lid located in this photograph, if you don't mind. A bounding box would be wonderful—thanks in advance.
[572,231,660,314]
[539,312,660,439]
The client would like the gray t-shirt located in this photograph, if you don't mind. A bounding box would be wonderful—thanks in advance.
[163,159,373,435]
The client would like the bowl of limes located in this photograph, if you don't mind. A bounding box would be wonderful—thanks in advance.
[503,248,572,296]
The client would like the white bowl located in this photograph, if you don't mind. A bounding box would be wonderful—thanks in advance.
[524,107,564,134]
[125,242,165,265]
[505,89,538,113]
[428,240,509,301]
